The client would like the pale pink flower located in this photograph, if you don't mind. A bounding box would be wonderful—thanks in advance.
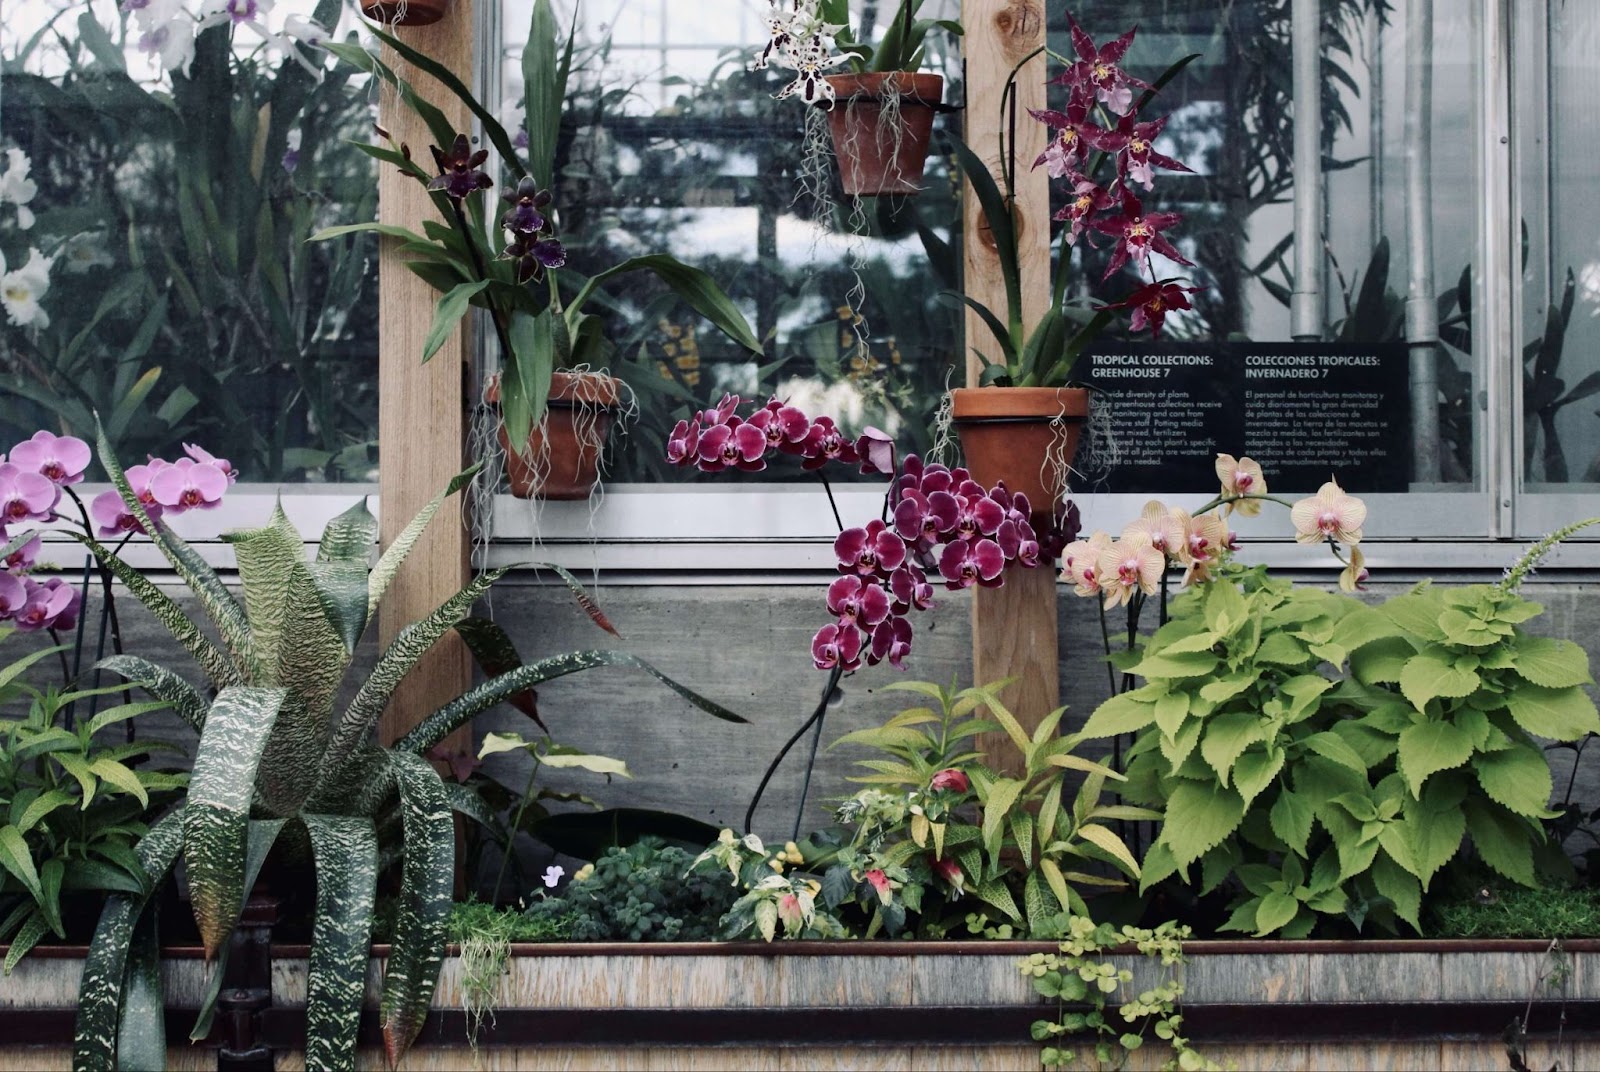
[150,457,228,512]
[1121,500,1186,561]
[1097,533,1165,609]
[1176,510,1229,586]
[1059,531,1113,598]
[1339,544,1369,592]
[8,431,90,486]
[1215,454,1267,517]
[1291,479,1367,545]
[182,443,236,484]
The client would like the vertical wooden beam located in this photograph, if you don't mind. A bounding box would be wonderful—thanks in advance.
[376,2,474,747]
[962,0,1058,774]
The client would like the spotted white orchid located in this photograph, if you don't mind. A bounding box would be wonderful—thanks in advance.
[0,149,38,230]
[752,1,848,106]
[0,247,54,329]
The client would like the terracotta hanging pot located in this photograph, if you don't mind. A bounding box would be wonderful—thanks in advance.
[821,72,945,197]
[492,372,623,500]
[949,386,1090,520]
[359,0,450,26]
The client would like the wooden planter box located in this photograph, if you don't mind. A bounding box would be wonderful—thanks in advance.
[5,940,1600,1070]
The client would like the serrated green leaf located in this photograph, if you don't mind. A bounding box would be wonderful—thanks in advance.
[1371,851,1422,930]
[1269,790,1314,857]
[1473,745,1555,817]
[1399,649,1481,711]
[1232,748,1286,807]
[1080,692,1156,738]
[1510,635,1592,688]
[1301,731,1369,774]
[1383,588,1447,641]
[1396,721,1474,797]
[1157,783,1245,867]
[1464,799,1537,887]
[1504,684,1600,741]
[1199,711,1266,785]
[1134,651,1220,679]
[1254,891,1300,936]
[1350,636,1417,686]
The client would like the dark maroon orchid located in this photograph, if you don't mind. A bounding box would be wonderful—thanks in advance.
[1095,113,1192,191]
[866,616,913,669]
[1052,170,1116,246]
[800,416,858,470]
[1057,16,1148,115]
[854,426,896,476]
[428,133,492,201]
[501,177,567,283]
[1102,280,1202,340]
[888,564,935,614]
[756,399,811,453]
[1028,89,1098,178]
[696,421,768,473]
[1091,187,1192,282]
[665,419,700,465]
[826,576,891,628]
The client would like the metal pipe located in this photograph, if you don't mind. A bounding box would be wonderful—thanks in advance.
[1290,0,1324,340]
[1483,0,1516,534]
[1404,0,1442,483]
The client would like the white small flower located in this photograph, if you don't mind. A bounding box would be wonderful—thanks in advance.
[140,18,198,77]
[0,149,38,230]
[280,13,325,45]
[59,233,114,274]
[541,864,564,888]
[1,247,55,329]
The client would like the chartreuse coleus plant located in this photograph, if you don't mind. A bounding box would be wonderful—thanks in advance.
[1082,561,1600,938]
[68,425,746,1071]
[702,680,1150,940]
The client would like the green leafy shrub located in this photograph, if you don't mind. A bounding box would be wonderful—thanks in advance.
[1082,569,1600,937]
[703,680,1147,940]
[0,637,184,970]
[528,839,736,941]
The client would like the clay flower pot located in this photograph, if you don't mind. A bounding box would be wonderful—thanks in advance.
[493,372,623,500]
[949,387,1090,520]
[359,0,450,25]
[821,72,945,197]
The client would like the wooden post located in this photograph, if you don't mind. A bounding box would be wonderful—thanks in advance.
[376,3,474,748]
[962,0,1058,774]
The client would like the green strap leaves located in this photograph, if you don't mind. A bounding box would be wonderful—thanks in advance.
[184,687,286,958]
[368,466,481,618]
[379,754,454,1068]
[304,815,379,1072]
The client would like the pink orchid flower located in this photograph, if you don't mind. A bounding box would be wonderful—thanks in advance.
[9,431,91,486]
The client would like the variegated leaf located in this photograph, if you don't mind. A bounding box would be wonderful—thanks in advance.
[304,815,379,1072]
[256,561,349,816]
[187,819,285,1042]
[538,563,621,637]
[454,617,542,726]
[66,531,239,689]
[367,465,481,618]
[308,560,371,654]
[72,809,185,1072]
[221,504,303,684]
[322,569,511,778]
[379,754,453,1068]
[115,903,164,1071]
[94,419,253,670]
[94,655,208,732]
[316,498,379,566]
[185,687,286,958]
[397,650,749,757]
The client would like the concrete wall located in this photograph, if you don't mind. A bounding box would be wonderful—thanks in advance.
[68,572,1600,851]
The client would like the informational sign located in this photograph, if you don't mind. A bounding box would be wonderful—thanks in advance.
[1076,341,1411,494]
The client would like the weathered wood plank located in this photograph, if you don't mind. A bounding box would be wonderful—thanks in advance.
[1303,951,1438,1002]
[960,0,1058,775]
[374,2,473,749]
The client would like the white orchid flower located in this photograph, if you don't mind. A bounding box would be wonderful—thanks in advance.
[1,248,55,329]
[0,149,38,230]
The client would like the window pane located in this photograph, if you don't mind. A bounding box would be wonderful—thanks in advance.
[1068,0,1480,498]
[0,0,380,483]
[1523,0,1600,487]
[496,0,963,483]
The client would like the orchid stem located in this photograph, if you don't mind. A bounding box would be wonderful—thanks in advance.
[1098,598,1117,698]
[745,664,845,835]
[494,753,543,906]
[818,471,844,533]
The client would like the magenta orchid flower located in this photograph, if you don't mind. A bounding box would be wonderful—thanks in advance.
[9,431,91,486]
[150,457,228,512]
[1058,16,1148,115]
[826,575,891,628]
[4,531,39,572]
[665,419,700,465]
[13,577,78,632]
[811,621,863,672]
[0,572,25,619]
[0,462,59,524]
[1091,187,1192,281]
[938,538,1006,589]
[757,399,811,453]
[835,521,907,577]
[888,564,935,615]
[799,416,859,471]
[696,421,768,473]
[90,489,157,537]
